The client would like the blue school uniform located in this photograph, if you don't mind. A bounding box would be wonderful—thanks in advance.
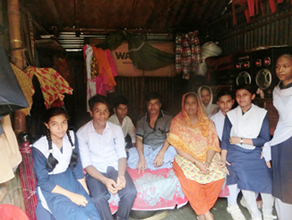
[221,105,272,194]
[271,136,292,204]
[32,130,100,220]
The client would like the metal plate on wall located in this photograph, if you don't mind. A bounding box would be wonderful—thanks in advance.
[236,71,252,85]
[255,68,272,90]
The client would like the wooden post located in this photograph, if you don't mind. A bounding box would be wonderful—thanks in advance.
[7,0,26,134]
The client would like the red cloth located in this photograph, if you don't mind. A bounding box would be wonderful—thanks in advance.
[0,204,29,220]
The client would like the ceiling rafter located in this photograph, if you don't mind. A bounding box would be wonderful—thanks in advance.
[22,0,231,35]
[74,0,80,36]
[45,0,63,31]
[175,0,197,30]
[128,0,138,28]
[143,0,174,30]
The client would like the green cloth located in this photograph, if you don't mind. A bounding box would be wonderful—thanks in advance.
[96,31,174,71]
[96,31,125,51]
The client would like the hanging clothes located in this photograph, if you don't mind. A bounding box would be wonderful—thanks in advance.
[24,66,73,109]
[104,49,118,91]
[10,63,34,116]
[197,42,222,77]
[0,115,22,184]
[182,33,192,77]
[175,35,182,74]
[83,45,96,111]
[83,45,118,111]
[175,31,202,79]
[92,46,117,88]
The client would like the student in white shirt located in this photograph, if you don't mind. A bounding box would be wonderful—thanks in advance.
[77,94,137,220]
[108,96,136,152]
[211,89,247,220]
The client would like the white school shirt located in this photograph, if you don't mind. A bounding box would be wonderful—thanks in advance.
[33,130,75,213]
[227,104,266,150]
[108,114,136,144]
[263,84,292,161]
[77,121,126,173]
[210,110,225,141]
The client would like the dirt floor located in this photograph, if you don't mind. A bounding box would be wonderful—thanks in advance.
[129,194,278,220]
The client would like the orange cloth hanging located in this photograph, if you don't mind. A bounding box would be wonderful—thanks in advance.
[92,46,116,88]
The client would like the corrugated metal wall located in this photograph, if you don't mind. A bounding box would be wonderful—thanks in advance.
[109,76,188,123]
[69,57,188,129]
[211,1,292,55]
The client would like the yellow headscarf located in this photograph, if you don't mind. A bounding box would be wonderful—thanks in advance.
[167,92,220,161]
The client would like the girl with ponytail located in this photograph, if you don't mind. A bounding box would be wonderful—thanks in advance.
[32,107,100,220]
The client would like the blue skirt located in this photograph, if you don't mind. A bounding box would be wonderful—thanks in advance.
[272,135,292,204]
[36,168,100,220]
[226,145,272,194]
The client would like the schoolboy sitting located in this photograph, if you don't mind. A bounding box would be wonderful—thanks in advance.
[77,94,137,220]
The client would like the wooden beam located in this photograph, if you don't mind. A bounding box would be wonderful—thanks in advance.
[19,4,50,35]
[128,0,138,28]
[8,0,26,134]
[175,0,196,31]
[61,26,208,35]
[74,0,80,36]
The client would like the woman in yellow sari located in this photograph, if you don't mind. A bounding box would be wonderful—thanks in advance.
[167,92,225,220]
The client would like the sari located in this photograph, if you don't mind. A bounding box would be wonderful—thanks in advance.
[167,92,225,215]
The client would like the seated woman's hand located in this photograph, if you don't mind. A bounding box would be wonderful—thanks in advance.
[204,161,211,169]
[69,193,88,207]
[196,161,210,175]
[104,178,118,194]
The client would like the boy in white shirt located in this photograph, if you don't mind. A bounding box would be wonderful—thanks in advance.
[108,96,136,152]
[77,94,137,220]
